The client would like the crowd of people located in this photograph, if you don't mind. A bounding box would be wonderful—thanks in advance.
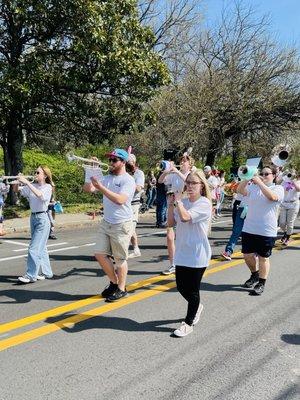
[1,147,299,337]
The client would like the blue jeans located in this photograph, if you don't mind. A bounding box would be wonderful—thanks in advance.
[156,196,167,226]
[225,206,245,255]
[26,213,53,279]
[146,187,157,208]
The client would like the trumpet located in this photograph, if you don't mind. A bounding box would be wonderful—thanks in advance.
[66,153,109,172]
[237,165,258,181]
[271,144,291,167]
[160,160,181,171]
[0,175,35,185]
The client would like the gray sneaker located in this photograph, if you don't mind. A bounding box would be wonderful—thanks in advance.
[161,265,175,275]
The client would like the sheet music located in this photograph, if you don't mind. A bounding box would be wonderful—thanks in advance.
[84,167,103,183]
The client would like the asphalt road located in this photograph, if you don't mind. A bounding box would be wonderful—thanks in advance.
[0,210,299,400]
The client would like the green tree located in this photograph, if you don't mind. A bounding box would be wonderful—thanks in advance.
[0,0,169,181]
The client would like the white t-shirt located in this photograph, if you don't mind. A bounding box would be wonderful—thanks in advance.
[281,180,300,207]
[242,183,284,237]
[102,173,136,224]
[132,169,145,203]
[207,175,219,200]
[174,197,212,268]
[164,171,189,194]
[20,183,52,212]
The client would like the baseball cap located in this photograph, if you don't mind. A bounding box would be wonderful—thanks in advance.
[128,154,136,163]
[106,148,129,161]
[203,165,212,172]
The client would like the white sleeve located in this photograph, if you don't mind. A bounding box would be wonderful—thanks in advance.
[40,185,52,203]
[135,170,145,188]
[273,185,284,202]
[19,186,30,199]
[188,200,212,223]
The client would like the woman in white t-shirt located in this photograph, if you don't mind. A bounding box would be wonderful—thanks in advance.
[15,166,54,283]
[278,171,300,245]
[158,155,195,276]
[237,166,284,296]
[167,169,212,337]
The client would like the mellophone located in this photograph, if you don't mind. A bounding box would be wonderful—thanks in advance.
[66,153,109,183]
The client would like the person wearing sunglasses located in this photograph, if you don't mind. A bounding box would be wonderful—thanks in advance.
[83,148,136,302]
[237,166,284,295]
[15,166,54,283]
[167,169,212,337]
[159,155,195,276]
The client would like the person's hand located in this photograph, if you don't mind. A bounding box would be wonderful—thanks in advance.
[167,193,175,205]
[174,191,182,202]
[251,175,262,185]
[90,176,103,190]
[17,174,29,185]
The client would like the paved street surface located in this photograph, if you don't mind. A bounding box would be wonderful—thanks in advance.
[0,210,299,400]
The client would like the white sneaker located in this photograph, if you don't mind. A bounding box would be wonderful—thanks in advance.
[128,248,141,258]
[36,274,53,280]
[173,322,193,337]
[193,303,204,325]
[161,265,175,275]
[18,275,35,283]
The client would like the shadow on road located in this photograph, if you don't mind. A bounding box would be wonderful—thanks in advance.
[0,289,95,304]
[281,334,300,345]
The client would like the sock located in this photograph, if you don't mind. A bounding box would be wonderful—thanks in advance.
[259,278,266,285]
[251,271,259,279]
[286,234,291,240]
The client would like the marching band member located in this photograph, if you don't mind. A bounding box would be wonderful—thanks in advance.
[168,169,212,337]
[83,148,136,302]
[215,170,226,217]
[203,166,219,220]
[126,153,145,258]
[0,180,9,236]
[159,154,195,275]
[16,166,54,283]
[237,166,284,295]
[278,171,300,245]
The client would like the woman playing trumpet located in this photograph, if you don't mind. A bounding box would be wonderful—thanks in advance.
[14,166,54,283]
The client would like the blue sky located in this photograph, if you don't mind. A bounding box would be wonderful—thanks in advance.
[202,0,300,49]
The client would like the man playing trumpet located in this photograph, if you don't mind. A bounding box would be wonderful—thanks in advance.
[83,148,136,302]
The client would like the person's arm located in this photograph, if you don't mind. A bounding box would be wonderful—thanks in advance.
[83,182,98,193]
[171,167,188,182]
[158,170,170,183]
[90,177,129,205]
[17,176,45,199]
[237,180,249,196]
[252,176,279,201]
[167,195,176,227]
[174,193,191,222]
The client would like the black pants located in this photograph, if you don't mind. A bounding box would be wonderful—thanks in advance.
[175,266,206,326]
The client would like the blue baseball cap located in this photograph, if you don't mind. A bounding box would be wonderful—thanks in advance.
[106,148,129,161]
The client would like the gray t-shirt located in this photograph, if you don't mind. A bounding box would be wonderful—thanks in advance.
[20,183,52,212]
[102,173,136,224]
[132,169,145,203]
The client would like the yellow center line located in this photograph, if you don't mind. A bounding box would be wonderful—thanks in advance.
[1,238,299,352]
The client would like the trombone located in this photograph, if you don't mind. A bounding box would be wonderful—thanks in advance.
[66,153,109,172]
[0,175,35,185]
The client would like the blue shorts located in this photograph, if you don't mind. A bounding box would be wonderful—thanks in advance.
[241,232,276,258]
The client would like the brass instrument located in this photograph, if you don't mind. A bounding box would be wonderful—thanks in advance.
[237,165,258,181]
[0,175,35,185]
[271,144,291,167]
[66,153,109,172]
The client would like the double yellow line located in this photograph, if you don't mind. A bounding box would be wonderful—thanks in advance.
[1,236,299,352]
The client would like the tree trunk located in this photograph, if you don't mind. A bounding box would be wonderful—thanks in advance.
[231,134,241,168]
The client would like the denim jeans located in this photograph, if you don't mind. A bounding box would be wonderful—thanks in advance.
[225,206,245,255]
[26,213,53,279]
[156,196,167,226]
[146,187,157,208]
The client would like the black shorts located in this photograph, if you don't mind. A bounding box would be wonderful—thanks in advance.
[241,232,276,258]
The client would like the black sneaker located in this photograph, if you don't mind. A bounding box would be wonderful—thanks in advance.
[252,282,265,295]
[106,288,128,302]
[101,282,118,298]
[243,274,259,288]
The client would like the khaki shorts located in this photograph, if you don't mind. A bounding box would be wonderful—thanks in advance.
[95,219,134,260]
[131,203,140,229]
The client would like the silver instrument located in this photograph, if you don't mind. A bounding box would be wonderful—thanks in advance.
[66,153,109,172]
[0,175,35,185]
[271,144,291,167]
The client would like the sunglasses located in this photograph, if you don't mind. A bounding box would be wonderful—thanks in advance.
[108,158,121,163]
[34,171,40,175]
[259,172,273,177]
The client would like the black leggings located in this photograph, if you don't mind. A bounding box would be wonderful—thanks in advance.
[175,265,206,326]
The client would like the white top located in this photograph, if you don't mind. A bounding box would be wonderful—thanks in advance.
[20,183,52,212]
[164,171,189,194]
[102,173,136,224]
[281,180,300,207]
[207,175,219,200]
[242,183,284,237]
[174,197,212,268]
[132,169,145,203]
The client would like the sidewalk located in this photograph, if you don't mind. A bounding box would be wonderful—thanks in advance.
[2,209,156,235]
